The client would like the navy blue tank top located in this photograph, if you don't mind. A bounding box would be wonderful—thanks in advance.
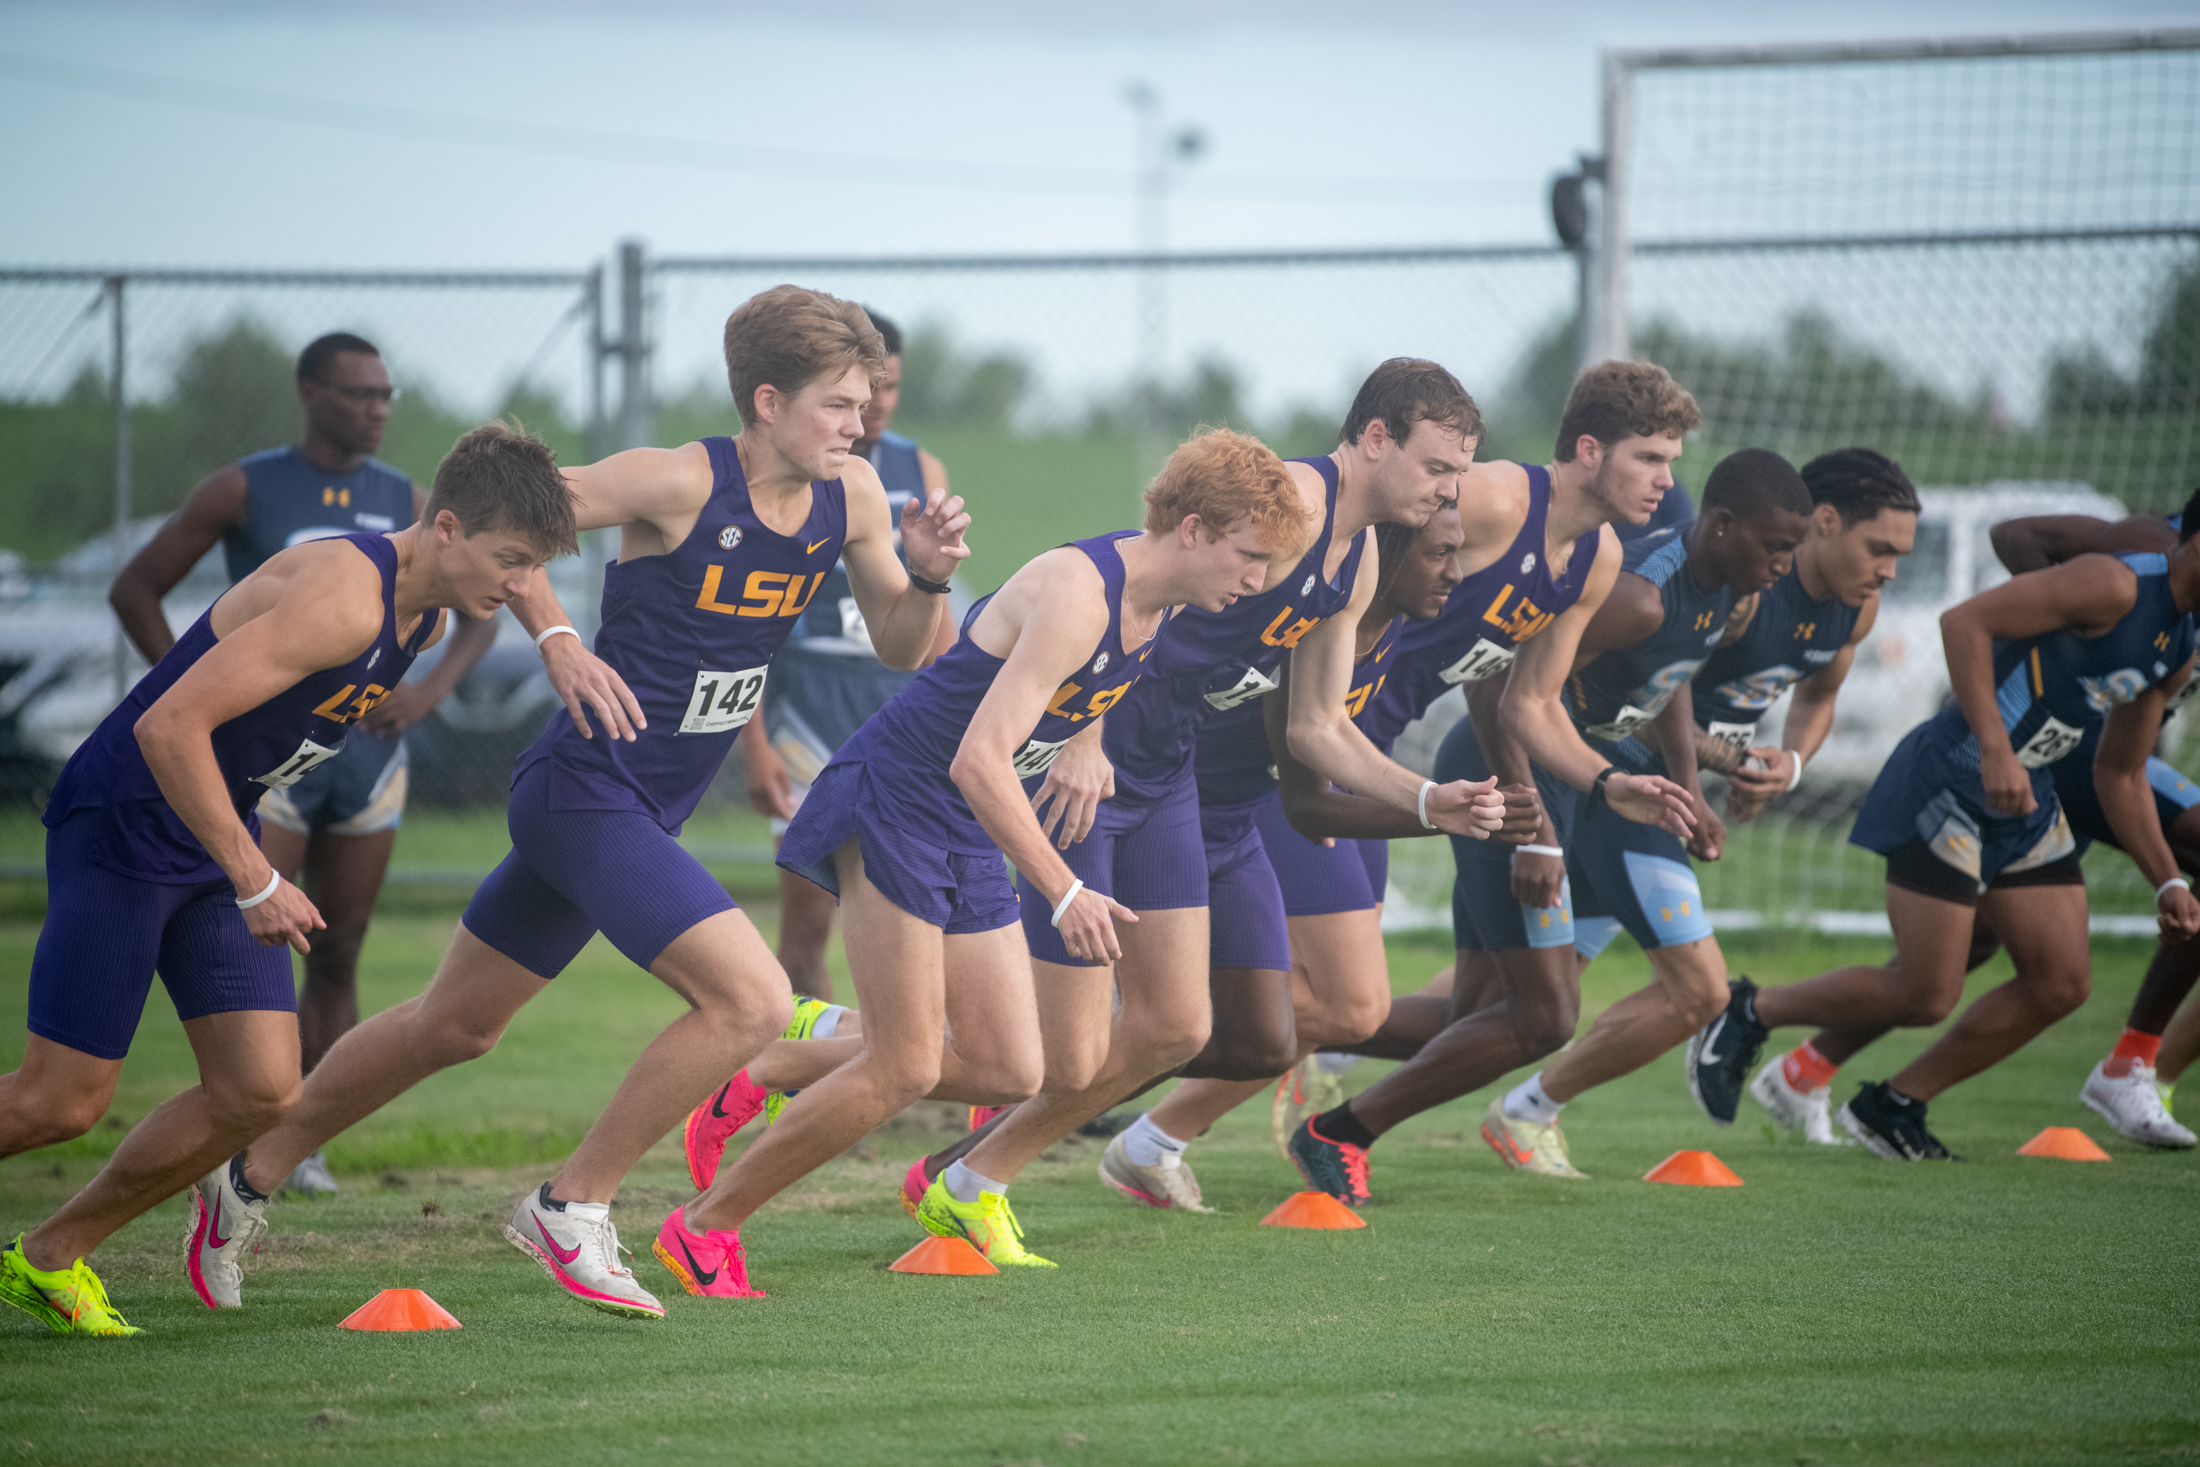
[1195,612,1406,807]
[517,437,847,830]
[1106,457,1369,804]
[846,531,1162,852]
[1691,564,1864,755]
[1927,551,2195,775]
[1360,464,1602,754]
[1565,527,1735,750]
[786,431,926,658]
[46,534,439,882]
[225,447,414,582]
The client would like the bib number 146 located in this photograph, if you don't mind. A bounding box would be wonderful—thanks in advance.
[681,666,767,734]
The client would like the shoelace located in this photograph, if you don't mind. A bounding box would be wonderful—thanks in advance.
[983,1194,1028,1246]
[66,1262,120,1327]
[1341,1144,1371,1198]
[582,1216,634,1279]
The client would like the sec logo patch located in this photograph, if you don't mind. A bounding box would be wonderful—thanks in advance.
[719,525,743,550]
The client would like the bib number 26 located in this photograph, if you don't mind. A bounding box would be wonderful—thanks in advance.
[681,666,767,734]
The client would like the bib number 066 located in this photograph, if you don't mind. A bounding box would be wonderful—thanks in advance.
[681,666,767,734]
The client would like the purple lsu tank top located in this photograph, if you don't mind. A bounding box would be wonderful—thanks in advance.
[844,531,1164,853]
[518,436,849,830]
[1358,463,1601,754]
[1104,456,1369,804]
[1195,611,1406,807]
[45,533,440,882]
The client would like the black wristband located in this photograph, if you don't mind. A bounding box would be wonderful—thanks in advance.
[1592,765,1622,802]
[908,570,952,595]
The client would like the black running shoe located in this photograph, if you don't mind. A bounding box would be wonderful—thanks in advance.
[1287,1118,1369,1207]
[1685,975,1768,1125]
[1837,1081,1961,1160]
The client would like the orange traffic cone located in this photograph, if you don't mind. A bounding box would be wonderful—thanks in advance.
[1259,1191,1367,1229]
[2017,1126,2111,1161]
[888,1236,1000,1275]
[338,1288,461,1331]
[1643,1150,1744,1186]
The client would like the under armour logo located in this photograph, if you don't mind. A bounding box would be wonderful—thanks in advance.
[1796,621,1816,639]
[719,525,743,550]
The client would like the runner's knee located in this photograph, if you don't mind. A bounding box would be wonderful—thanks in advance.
[203,1071,301,1137]
[4,1087,109,1148]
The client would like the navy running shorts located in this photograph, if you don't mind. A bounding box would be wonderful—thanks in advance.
[777,760,1022,936]
[1253,789,1386,918]
[1202,795,1293,973]
[29,811,296,1060]
[463,761,739,979]
[1435,714,1581,953]
[1019,776,1209,968]
[256,728,408,837]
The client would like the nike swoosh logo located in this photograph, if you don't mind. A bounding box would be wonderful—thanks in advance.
[678,1236,718,1286]
[1484,1124,1534,1166]
[533,1216,581,1267]
[208,1196,231,1249]
[806,539,831,554]
[709,1081,734,1120]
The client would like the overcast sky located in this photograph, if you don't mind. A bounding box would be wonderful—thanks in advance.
[4,0,2191,270]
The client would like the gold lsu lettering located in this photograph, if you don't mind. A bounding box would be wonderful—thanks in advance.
[1260,606,1322,648]
[309,682,392,724]
[1043,678,1136,723]
[695,567,827,619]
[1481,584,1555,642]
[1344,671,1387,718]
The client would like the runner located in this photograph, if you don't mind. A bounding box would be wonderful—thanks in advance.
[660,429,1310,1287]
[1461,448,1812,1182]
[0,422,572,1337]
[1711,491,2200,1158]
[739,307,956,1004]
[107,331,501,1197]
[202,286,969,1318]
[1677,448,1920,1134]
[902,360,1508,1260]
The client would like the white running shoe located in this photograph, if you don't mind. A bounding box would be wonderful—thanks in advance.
[1479,1096,1588,1179]
[1097,1133,1215,1212]
[1270,1057,1345,1161]
[187,1158,269,1309]
[2080,1061,2198,1149]
[1748,1058,1843,1145]
[282,1151,338,1198]
[504,1183,665,1319]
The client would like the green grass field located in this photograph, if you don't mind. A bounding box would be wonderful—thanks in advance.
[3,911,2197,1465]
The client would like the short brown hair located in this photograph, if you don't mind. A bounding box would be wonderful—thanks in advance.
[1554,360,1701,461]
[1144,428,1314,560]
[422,421,577,557]
[723,285,889,428]
[1340,358,1484,450]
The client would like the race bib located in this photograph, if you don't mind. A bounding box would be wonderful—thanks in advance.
[1439,638,1516,686]
[2014,715,2084,769]
[1706,720,1755,760]
[1203,664,1280,712]
[837,595,873,651]
[680,666,767,734]
[1012,736,1071,778]
[1585,704,1655,742]
[255,737,340,791]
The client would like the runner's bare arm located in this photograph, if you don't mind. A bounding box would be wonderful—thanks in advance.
[1282,530,1503,838]
[1944,555,2140,816]
[1991,513,2175,576]
[1652,684,1722,860]
[1268,660,1435,841]
[1726,595,1877,811]
[842,455,969,672]
[109,465,249,665]
[2094,659,2200,939]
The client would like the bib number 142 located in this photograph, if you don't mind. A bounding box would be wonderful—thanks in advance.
[681,666,767,734]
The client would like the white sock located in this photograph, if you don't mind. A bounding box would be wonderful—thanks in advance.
[811,1005,848,1040]
[1121,1112,1190,1168]
[1502,1073,1563,1124]
[1314,1052,1361,1074]
[943,1159,1003,1204]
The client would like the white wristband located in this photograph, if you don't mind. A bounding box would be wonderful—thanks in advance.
[1516,843,1564,858]
[1417,780,1437,830]
[533,624,580,651]
[235,868,282,910]
[1784,752,1806,792]
[2158,876,2190,903]
[1050,879,1085,928]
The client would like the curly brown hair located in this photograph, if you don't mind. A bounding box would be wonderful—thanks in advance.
[1554,360,1701,462]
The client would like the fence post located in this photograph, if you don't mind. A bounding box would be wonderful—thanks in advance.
[1584,49,1633,366]
[581,264,608,636]
[108,273,130,700]
[618,240,651,451]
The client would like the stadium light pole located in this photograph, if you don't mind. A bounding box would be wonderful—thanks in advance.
[1124,81,1205,494]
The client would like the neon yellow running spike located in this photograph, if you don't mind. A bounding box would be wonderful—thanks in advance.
[913,1178,1056,1268]
[763,999,835,1126]
[0,1236,143,1337]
